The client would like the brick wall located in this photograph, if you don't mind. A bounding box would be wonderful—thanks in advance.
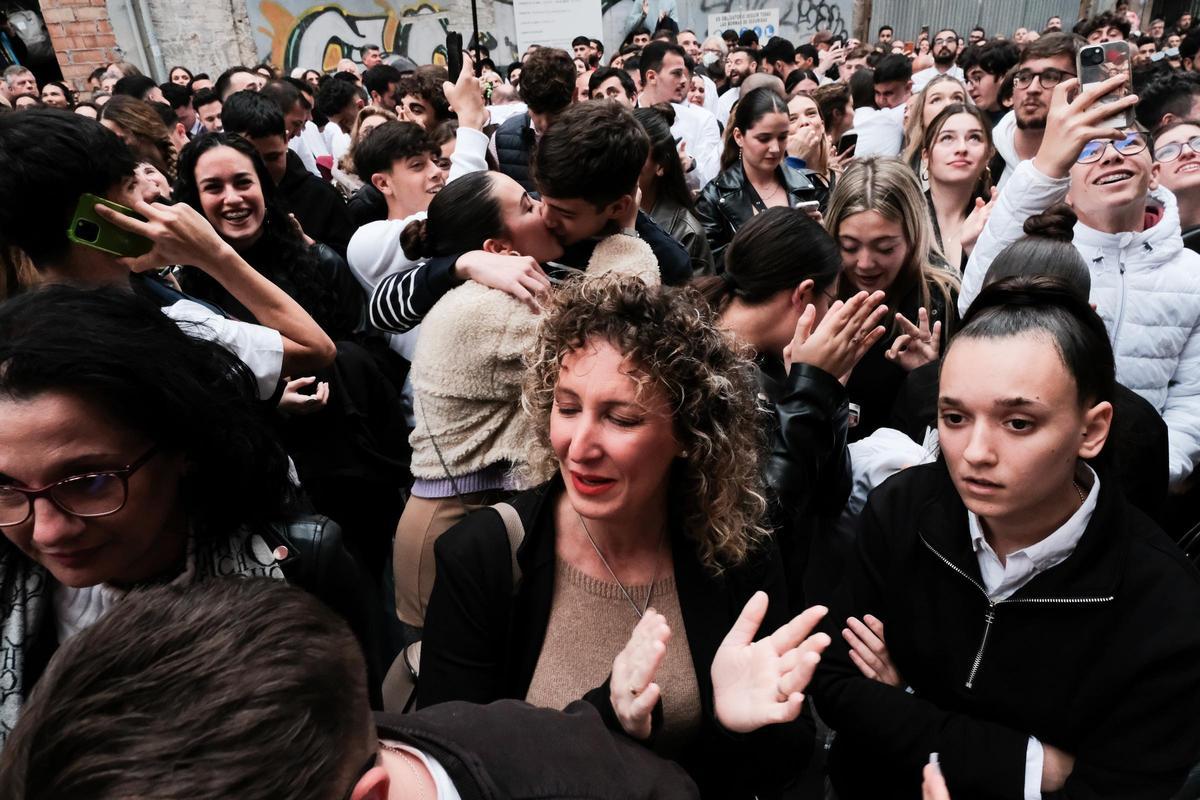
[39,0,121,94]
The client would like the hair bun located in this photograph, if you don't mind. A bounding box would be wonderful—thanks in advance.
[649,102,676,126]
[400,217,434,260]
[1023,204,1077,243]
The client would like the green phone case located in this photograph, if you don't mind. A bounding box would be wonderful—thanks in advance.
[66,194,154,257]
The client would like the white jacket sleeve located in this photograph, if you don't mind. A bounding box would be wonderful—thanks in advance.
[1164,316,1200,485]
[959,160,1071,316]
[448,127,489,183]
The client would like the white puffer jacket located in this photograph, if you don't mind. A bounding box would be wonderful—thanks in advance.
[961,160,1200,486]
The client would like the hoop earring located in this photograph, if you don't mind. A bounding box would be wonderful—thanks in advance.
[920,162,929,182]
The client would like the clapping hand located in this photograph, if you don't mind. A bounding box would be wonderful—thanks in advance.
[885,307,941,371]
[959,188,997,257]
[711,592,831,734]
[610,609,671,740]
[843,614,904,687]
[784,288,888,384]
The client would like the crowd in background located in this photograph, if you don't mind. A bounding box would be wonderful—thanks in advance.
[3,3,1200,799]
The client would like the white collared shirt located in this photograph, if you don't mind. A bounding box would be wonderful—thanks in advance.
[966,464,1100,800]
[912,64,965,92]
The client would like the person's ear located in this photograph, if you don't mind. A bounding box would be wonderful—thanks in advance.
[732,126,745,148]
[370,171,392,198]
[1148,159,1161,191]
[1078,399,1113,460]
[481,236,516,254]
[906,79,913,95]
[349,765,390,800]
[790,278,815,310]
[604,192,634,221]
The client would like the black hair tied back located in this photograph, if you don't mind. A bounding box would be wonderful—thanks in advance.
[400,217,434,260]
[1023,203,1077,242]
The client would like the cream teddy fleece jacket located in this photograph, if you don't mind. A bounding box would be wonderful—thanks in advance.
[408,234,661,483]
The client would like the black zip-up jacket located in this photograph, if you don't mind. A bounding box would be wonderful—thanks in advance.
[811,461,1200,800]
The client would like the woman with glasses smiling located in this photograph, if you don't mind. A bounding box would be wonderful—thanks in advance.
[1152,119,1200,252]
[0,285,377,744]
[961,73,1200,497]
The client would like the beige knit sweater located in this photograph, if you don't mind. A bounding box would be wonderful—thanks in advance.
[408,234,661,482]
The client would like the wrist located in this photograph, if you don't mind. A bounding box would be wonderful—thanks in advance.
[1031,154,1069,180]
[199,242,243,277]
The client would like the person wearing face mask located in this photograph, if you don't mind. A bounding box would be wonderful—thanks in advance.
[960,75,1200,492]
[811,276,1200,799]
[911,28,965,92]
[1152,120,1200,252]
[696,88,824,268]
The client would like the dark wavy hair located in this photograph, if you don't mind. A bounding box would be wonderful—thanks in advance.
[173,132,343,336]
[0,285,296,538]
[400,170,503,259]
[633,104,693,212]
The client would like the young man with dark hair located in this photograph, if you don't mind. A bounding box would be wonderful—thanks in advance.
[362,63,402,110]
[1181,31,1200,73]
[112,74,164,104]
[960,40,1020,125]
[991,31,1080,190]
[968,25,986,45]
[912,27,963,91]
[193,88,223,132]
[362,43,383,69]
[738,28,759,49]
[1135,72,1200,132]
[628,25,652,48]
[847,54,907,156]
[877,24,894,46]
[490,45,575,191]
[263,77,328,177]
[222,90,356,255]
[0,578,704,799]
[716,46,759,123]
[190,72,213,92]
[215,65,263,100]
[368,100,690,339]
[872,52,912,108]
[760,36,797,81]
[1045,15,1063,32]
[588,65,637,105]
[1082,10,1132,43]
[160,80,200,136]
[317,76,364,160]
[397,66,451,129]
[572,34,590,60]
[638,39,720,185]
[0,110,332,395]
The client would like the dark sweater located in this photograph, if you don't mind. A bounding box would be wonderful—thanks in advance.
[811,460,1200,799]
[278,151,356,257]
[418,477,813,799]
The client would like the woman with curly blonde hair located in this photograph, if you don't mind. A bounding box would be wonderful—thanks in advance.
[419,274,829,799]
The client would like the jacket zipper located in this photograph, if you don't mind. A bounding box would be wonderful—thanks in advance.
[918,535,1114,690]
[1113,258,1127,347]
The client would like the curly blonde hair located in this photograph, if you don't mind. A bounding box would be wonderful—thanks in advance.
[522,274,769,573]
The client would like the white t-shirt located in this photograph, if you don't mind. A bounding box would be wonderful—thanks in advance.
[911,64,965,92]
[162,299,283,400]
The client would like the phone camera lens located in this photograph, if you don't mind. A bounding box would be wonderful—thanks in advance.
[1083,49,1104,66]
[74,219,101,242]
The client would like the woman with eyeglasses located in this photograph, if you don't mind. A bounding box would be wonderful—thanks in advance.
[961,74,1200,495]
[1151,120,1200,253]
[0,285,378,744]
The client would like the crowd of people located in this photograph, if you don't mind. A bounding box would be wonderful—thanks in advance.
[2,3,1200,798]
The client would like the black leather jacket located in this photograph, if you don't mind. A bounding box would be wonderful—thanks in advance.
[695,162,826,270]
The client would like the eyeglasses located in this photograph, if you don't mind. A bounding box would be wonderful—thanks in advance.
[1012,68,1075,89]
[1077,132,1148,163]
[1154,134,1200,162]
[0,446,159,527]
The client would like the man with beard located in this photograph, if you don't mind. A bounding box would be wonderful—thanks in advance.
[912,27,964,91]
[989,32,1079,191]
[716,46,758,123]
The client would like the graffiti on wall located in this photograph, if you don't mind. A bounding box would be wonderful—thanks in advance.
[253,0,500,72]
[250,0,848,72]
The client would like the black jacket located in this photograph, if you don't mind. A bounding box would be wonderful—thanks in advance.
[348,183,388,228]
[650,196,715,276]
[694,162,825,270]
[811,461,1200,800]
[1184,224,1200,255]
[278,151,357,257]
[492,112,536,192]
[845,277,956,442]
[891,361,1170,526]
[376,701,700,799]
[759,360,853,610]
[418,477,813,799]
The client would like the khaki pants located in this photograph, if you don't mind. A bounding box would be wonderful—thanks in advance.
[393,490,503,627]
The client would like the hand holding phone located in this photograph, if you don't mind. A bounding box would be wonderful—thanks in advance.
[68,194,153,258]
[836,132,858,155]
[446,31,464,83]
[1032,74,1139,179]
[1077,41,1133,128]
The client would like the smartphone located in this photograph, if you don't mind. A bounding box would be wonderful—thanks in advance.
[796,200,821,212]
[446,31,464,83]
[67,194,152,258]
[837,131,858,154]
[1077,41,1133,128]
[903,41,914,55]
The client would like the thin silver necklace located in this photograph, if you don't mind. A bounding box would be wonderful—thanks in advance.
[576,511,665,619]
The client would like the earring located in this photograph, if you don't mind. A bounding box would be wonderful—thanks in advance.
[920,162,929,182]
[679,449,690,458]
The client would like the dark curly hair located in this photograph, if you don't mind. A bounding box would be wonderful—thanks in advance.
[399,66,452,122]
[517,47,576,113]
[173,132,347,337]
[0,285,296,538]
[523,274,768,572]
